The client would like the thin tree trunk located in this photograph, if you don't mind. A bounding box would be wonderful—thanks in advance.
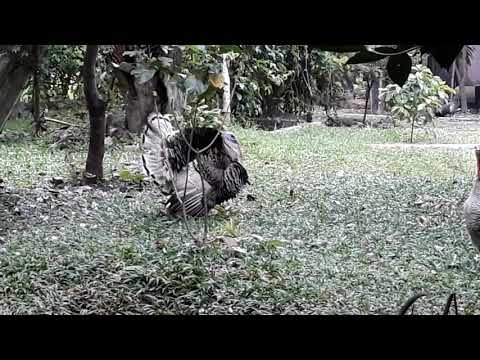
[362,79,373,124]
[450,60,456,103]
[457,48,468,113]
[221,54,231,125]
[475,86,480,114]
[410,115,415,143]
[83,45,107,180]
[32,45,43,136]
[459,86,468,113]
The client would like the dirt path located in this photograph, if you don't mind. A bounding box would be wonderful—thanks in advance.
[366,117,480,150]
[368,143,478,150]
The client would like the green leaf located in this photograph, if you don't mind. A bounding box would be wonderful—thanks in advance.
[365,45,417,55]
[346,51,388,65]
[184,75,208,95]
[122,50,143,59]
[308,45,366,53]
[207,63,223,75]
[113,62,135,73]
[218,45,243,54]
[387,54,412,86]
[198,83,218,102]
[185,45,207,54]
[131,64,156,84]
[119,170,144,184]
[157,56,173,68]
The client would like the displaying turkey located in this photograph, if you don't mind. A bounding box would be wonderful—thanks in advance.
[464,147,480,250]
[142,113,249,217]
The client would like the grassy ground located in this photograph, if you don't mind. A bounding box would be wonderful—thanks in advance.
[1,117,479,314]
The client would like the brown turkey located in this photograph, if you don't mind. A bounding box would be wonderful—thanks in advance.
[464,147,480,250]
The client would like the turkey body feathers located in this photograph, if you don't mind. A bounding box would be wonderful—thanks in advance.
[142,113,249,217]
[216,161,250,202]
[464,180,480,250]
[464,148,480,251]
[167,168,214,217]
[164,127,224,172]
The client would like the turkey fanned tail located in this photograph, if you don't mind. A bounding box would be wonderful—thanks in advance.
[166,162,249,217]
[142,113,176,191]
[166,170,213,217]
[142,112,249,218]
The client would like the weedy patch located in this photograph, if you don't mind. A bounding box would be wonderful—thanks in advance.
[118,169,145,184]
[1,118,480,314]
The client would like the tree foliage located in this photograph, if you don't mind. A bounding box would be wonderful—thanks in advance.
[310,45,465,87]
[11,45,391,128]
[229,45,355,118]
[380,64,455,142]
[40,45,85,100]
[118,45,361,120]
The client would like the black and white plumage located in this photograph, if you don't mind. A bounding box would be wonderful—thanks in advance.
[142,113,249,217]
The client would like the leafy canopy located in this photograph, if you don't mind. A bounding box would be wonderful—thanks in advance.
[309,45,464,86]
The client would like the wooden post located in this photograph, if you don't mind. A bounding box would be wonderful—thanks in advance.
[378,75,384,114]
[370,77,379,114]
[221,54,231,125]
[475,86,480,114]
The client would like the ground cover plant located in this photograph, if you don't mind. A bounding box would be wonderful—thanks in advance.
[1,116,479,315]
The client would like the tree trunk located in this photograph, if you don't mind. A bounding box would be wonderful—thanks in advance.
[457,48,468,113]
[450,60,456,103]
[0,45,45,133]
[362,79,372,124]
[221,54,231,125]
[111,45,185,133]
[459,83,468,113]
[475,86,480,114]
[345,73,355,98]
[121,72,187,133]
[83,45,107,180]
[125,76,157,133]
[117,71,178,133]
[32,45,43,136]
[410,115,416,143]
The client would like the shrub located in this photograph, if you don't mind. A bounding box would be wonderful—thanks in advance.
[380,64,455,142]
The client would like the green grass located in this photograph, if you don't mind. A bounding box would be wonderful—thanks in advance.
[1,120,480,314]
[3,117,33,132]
